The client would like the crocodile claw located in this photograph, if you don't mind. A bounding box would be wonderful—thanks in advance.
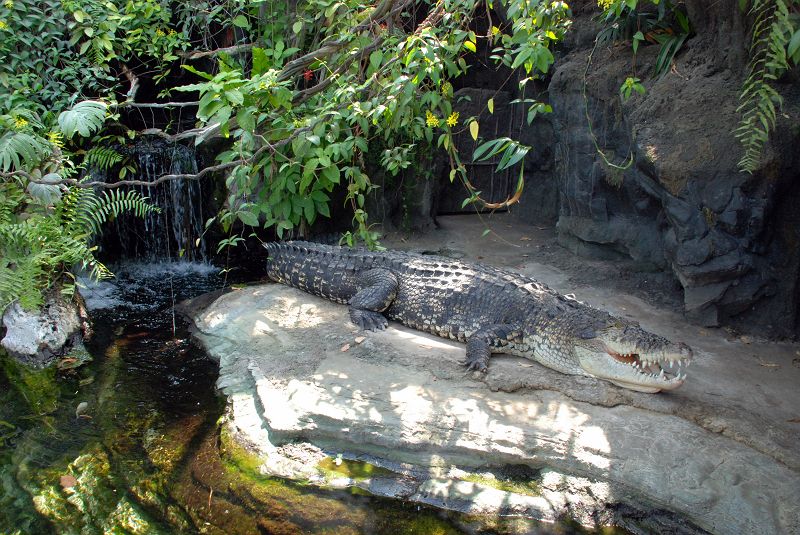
[350,309,388,331]
[461,358,488,373]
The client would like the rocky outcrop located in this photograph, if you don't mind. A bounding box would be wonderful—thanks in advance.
[192,283,800,535]
[544,1,800,335]
[1,290,88,368]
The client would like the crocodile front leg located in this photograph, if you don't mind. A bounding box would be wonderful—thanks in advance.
[464,324,522,372]
[348,268,398,331]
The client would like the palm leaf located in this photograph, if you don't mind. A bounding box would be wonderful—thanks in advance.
[58,100,108,139]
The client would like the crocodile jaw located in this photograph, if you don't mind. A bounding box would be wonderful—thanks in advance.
[574,343,692,393]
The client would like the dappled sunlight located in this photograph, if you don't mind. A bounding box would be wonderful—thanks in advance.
[263,296,324,329]
[574,426,611,470]
[251,319,273,336]
[389,385,435,428]
[386,328,461,352]
[201,310,229,330]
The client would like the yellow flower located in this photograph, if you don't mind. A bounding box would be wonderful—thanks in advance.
[3,0,12,8]
[446,111,459,127]
[425,110,439,128]
[167,28,176,36]
[48,131,64,148]
[597,0,614,10]
[441,81,452,96]
[0,20,7,30]
[13,116,28,129]
[491,26,500,35]
[155,28,165,37]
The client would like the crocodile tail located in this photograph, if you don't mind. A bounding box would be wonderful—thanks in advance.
[264,241,356,303]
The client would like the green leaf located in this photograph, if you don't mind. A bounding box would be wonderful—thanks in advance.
[487,98,494,114]
[463,41,476,53]
[788,29,800,64]
[316,200,330,218]
[302,198,316,224]
[27,173,62,205]
[237,210,259,226]
[292,21,303,34]
[252,48,269,75]
[469,120,479,140]
[232,15,250,28]
[370,50,383,70]
[181,64,214,80]
[224,89,244,106]
[497,144,529,171]
[236,107,255,132]
[632,31,644,54]
[322,165,340,184]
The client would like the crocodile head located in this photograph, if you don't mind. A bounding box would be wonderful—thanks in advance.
[572,317,693,393]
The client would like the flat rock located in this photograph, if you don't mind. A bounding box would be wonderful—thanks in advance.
[193,283,799,535]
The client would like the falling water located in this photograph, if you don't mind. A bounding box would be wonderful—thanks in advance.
[101,139,210,261]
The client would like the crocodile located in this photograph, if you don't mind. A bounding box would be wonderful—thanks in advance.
[265,241,693,393]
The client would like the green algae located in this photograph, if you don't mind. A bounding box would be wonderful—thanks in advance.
[0,351,59,415]
[218,421,269,480]
[317,455,393,481]
[460,472,541,497]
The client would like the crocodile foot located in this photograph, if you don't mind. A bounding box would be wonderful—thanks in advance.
[349,309,388,331]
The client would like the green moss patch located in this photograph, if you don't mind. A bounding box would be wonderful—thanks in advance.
[317,456,393,480]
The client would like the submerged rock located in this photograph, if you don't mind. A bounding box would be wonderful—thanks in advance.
[192,284,800,535]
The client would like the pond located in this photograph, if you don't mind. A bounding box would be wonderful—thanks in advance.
[0,262,626,534]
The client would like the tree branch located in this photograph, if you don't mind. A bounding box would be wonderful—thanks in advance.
[120,101,199,109]
[3,126,313,190]
[120,64,140,103]
[178,43,255,60]
[277,0,412,82]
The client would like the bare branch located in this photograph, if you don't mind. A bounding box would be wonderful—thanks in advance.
[295,36,384,104]
[138,120,232,143]
[178,43,255,60]
[120,101,199,109]
[120,65,140,103]
[2,126,313,190]
[278,0,412,82]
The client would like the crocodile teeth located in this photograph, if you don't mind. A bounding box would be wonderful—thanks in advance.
[659,369,665,378]
[669,361,674,369]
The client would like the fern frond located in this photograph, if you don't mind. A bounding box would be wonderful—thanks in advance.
[0,180,159,313]
[84,146,124,171]
[736,0,794,173]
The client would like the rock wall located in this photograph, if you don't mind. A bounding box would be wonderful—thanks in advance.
[538,1,800,336]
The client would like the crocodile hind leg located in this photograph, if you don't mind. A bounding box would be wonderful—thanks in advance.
[463,324,521,372]
[348,268,398,331]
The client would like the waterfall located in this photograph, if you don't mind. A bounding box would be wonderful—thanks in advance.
[101,139,210,262]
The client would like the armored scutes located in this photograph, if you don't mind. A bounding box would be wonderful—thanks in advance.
[265,241,693,393]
